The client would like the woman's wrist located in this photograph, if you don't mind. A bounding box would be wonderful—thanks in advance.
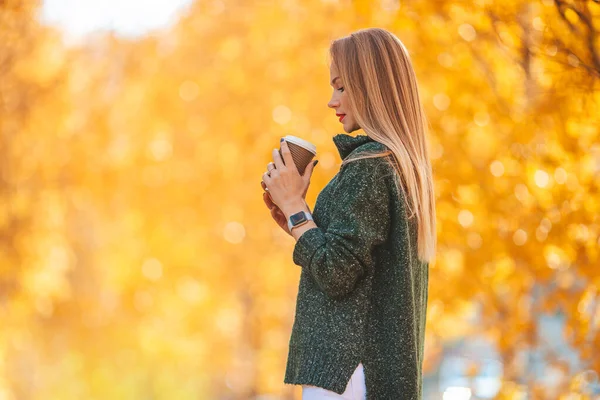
[281,200,316,242]
[281,199,310,220]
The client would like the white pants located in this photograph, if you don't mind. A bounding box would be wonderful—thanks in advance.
[302,362,366,400]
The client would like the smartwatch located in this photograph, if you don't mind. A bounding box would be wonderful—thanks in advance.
[287,210,314,232]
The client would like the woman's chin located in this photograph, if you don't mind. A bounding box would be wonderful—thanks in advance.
[341,119,360,133]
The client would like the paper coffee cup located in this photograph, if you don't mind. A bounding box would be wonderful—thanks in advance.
[265,135,317,201]
[279,135,317,176]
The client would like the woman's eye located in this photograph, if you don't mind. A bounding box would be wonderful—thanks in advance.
[338,87,344,92]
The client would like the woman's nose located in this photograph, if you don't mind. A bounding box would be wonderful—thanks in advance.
[328,98,339,109]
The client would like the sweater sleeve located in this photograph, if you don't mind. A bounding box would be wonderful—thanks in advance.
[292,156,391,300]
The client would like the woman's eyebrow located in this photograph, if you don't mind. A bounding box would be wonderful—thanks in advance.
[330,77,340,86]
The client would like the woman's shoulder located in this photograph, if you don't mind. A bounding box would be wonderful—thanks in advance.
[342,142,395,176]
[353,140,390,155]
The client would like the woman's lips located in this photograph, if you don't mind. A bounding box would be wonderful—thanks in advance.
[339,115,346,122]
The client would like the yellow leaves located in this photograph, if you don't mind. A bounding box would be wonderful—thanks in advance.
[272,104,293,125]
[214,306,242,339]
[544,244,574,270]
[432,92,450,110]
[439,247,465,277]
[178,80,199,102]
[12,30,66,86]
[473,110,490,127]
[489,159,506,178]
[437,52,455,69]
[222,221,246,244]
[147,133,173,162]
[141,258,163,281]
[0,0,599,397]
[457,209,475,228]
[218,141,240,179]
[576,286,597,322]
[466,125,498,162]
[566,119,600,148]
[430,303,474,340]
[532,168,551,189]
[352,0,373,23]
[565,223,592,244]
[177,276,210,305]
[491,256,516,285]
[218,37,242,61]
[23,248,72,315]
[562,7,582,28]
[458,23,477,42]
[496,381,529,400]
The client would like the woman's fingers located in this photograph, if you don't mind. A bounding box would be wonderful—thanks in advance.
[264,193,284,216]
[263,192,274,210]
[271,207,286,224]
[272,206,283,216]
[262,180,285,220]
[261,181,272,196]
[266,191,276,206]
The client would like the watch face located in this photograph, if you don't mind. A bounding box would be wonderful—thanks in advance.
[290,211,307,225]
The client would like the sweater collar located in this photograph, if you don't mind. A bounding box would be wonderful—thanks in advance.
[333,133,376,159]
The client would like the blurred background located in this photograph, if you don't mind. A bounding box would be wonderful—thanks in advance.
[1,0,599,398]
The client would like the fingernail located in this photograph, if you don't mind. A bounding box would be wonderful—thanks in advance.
[313,160,319,166]
[280,138,284,142]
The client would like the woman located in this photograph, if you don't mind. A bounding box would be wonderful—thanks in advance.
[261,27,436,399]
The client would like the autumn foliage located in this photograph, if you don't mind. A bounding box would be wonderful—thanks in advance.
[1,0,599,398]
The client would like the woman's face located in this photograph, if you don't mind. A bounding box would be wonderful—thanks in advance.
[328,63,360,133]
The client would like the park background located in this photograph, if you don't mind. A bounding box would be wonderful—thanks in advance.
[1,0,599,398]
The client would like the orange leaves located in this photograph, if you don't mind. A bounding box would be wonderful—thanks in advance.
[0,0,599,398]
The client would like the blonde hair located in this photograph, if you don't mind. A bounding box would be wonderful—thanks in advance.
[329,27,437,263]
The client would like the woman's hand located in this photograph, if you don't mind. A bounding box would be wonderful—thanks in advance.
[262,184,292,236]
[262,140,317,214]
[261,140,317,234]
[262,179,315,236]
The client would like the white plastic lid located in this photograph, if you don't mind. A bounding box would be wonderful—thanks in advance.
[283,135,317,155]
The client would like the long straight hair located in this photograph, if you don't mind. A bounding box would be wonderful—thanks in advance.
[329,27,436,263]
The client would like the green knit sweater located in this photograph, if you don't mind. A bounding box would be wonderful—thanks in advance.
[283,133,429,399]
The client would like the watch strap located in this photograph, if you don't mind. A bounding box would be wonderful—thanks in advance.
[287,211,313,232]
